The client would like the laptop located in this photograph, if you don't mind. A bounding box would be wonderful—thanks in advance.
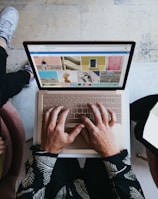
[23,41,135,157]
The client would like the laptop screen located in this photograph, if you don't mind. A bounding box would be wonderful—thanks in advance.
[23,41,135,90]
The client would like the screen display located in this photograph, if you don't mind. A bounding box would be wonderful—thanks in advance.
[25,42,135,89]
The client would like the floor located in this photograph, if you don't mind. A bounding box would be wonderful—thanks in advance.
[1,1,158,198]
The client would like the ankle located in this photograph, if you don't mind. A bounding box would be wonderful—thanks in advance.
[27,70,34,79]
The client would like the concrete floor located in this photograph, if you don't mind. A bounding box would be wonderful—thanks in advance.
[1,1,158,198]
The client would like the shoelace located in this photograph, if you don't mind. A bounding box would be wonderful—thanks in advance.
[0,18,13,42]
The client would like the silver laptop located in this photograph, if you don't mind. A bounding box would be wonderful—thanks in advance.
[23,41,135,157]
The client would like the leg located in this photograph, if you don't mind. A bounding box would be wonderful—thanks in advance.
[0,70,30,107]
[130,95,158,121]
[0,44,7,75]
[83,158,114,199]
[0,7,34,107]
[0,6,21,107]
[0,46,9,107]
[45,158,82,198]
[0,6,19,75]
[52,158,82,183]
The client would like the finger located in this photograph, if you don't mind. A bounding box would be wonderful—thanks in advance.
[88,103,102,125]
[0,141,6,151]
[80,115,97,132]
[0,145,5,150]
[0,150,5,155]
[48,105,64,130]
[0,138,4,144]
[41,107,57,149]
[42,107,54,131]
[108,109,117,127]
[96,102,109,124]
[69,124,84,142]
[41,107,55,143]
[57,108,69,126]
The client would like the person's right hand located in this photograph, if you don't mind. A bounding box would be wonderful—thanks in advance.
[40,106,84,154]
[80,102,120,157]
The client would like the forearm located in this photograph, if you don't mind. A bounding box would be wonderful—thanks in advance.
[16,145,58,199]
[103,150,145,199]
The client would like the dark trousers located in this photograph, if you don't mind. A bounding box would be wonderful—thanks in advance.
[0,46,30,107]
[45,158,114,199]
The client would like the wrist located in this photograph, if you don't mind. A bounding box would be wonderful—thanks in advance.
[31,145,58,157]
[102,150,129,164]
[99,147,120,157]
[40,145,61,155]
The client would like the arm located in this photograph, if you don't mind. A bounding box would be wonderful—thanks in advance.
[16,106,84,198]
[16,146,58,198]
[103,150,144,198]
[81,102,145,198]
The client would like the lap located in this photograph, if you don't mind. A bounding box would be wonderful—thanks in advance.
[51,158,114,199]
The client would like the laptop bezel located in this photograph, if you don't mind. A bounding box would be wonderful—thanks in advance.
[23,41,135,91]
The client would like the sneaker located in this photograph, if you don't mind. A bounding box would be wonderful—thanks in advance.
[0,6,19,45]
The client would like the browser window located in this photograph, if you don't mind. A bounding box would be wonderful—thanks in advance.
[27,43,132,88]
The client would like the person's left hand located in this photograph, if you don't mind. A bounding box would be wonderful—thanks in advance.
[40,106,84,154]
[80,102,120,157]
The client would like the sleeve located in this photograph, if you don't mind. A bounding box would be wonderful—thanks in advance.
[16,145,58,199]
[103,150,145,199]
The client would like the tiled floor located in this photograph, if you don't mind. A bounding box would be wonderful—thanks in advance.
[1,1,158,198]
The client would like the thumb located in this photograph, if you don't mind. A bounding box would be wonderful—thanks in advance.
[69,124,84,141]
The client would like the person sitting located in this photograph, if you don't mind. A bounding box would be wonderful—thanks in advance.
[0,6,34,109]
[16,102,144,199]
[0,5,33,191]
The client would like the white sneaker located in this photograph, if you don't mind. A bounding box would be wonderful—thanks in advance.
[0,6,19,45]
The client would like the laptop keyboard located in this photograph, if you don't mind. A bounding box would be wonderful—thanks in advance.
[43,93,121,124]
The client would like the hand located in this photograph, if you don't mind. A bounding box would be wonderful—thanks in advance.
[80,102,120,157]
[0,137,6,155]
[40,106,84,154]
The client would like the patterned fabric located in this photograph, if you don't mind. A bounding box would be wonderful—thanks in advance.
[16,146,145,199]
[103,150,145,198]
